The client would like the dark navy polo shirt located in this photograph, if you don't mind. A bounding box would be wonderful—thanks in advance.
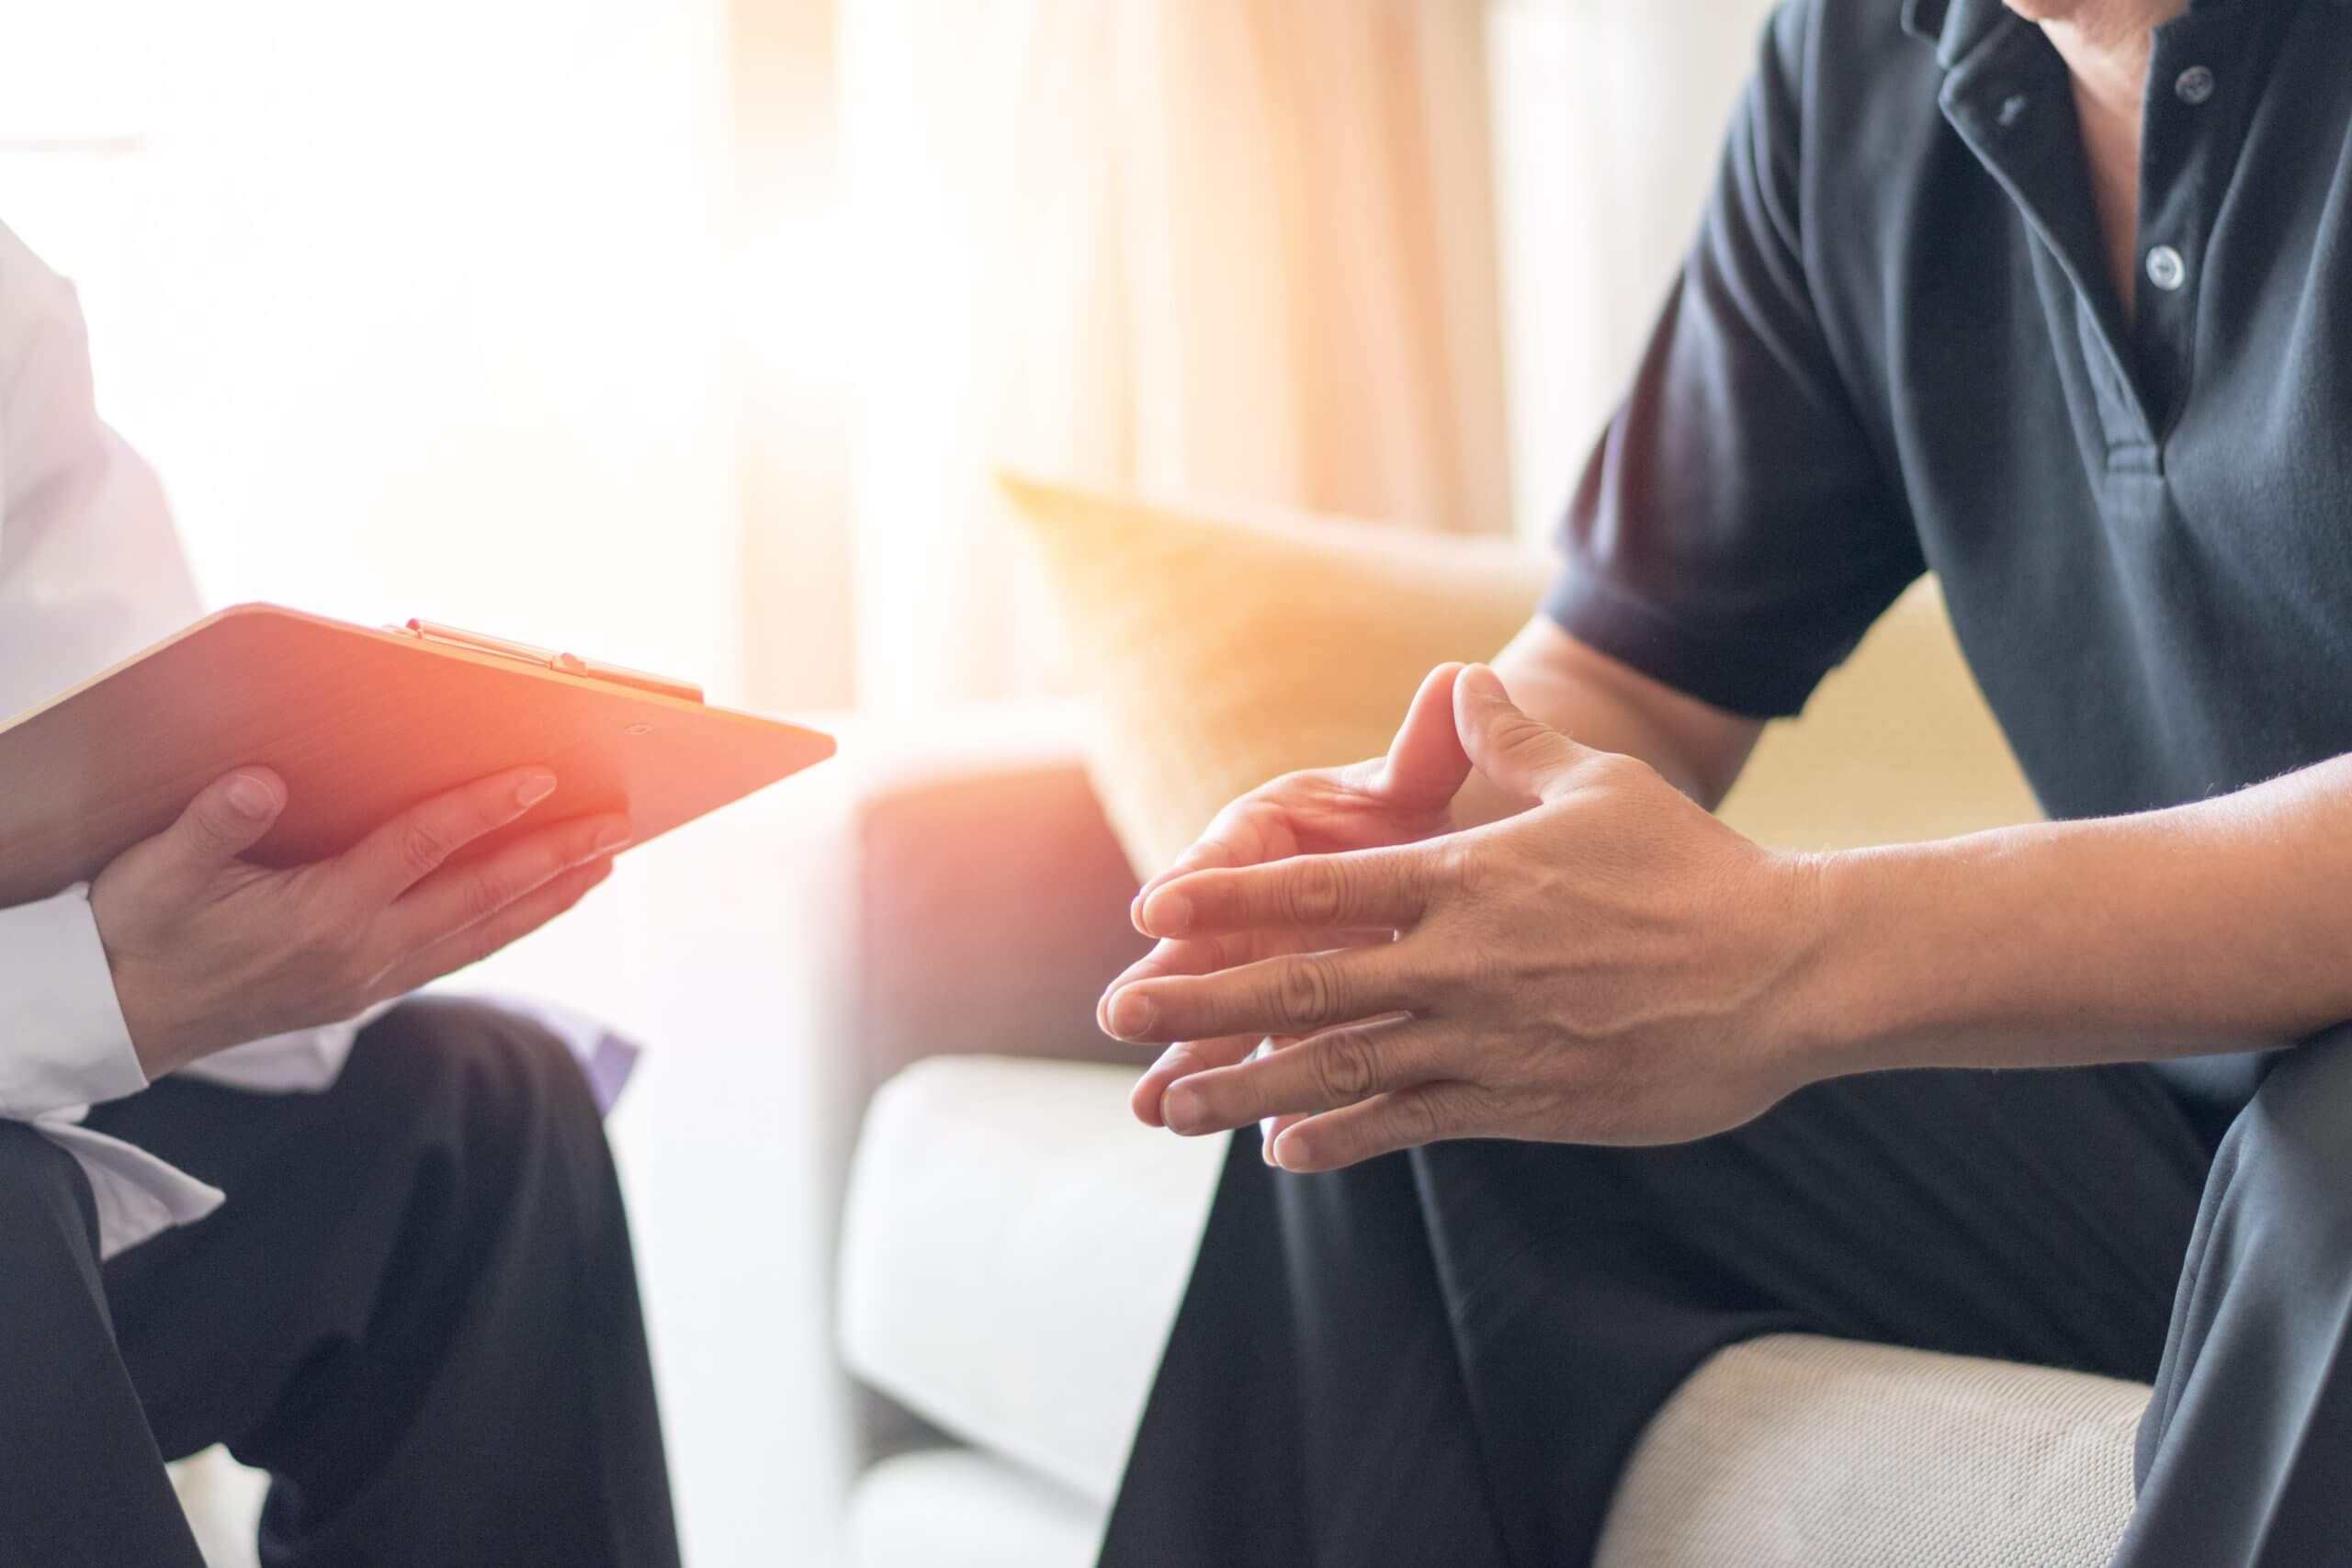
[1545,0,2352,827]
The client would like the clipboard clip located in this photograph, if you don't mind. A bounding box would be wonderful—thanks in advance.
[398,619,706,704]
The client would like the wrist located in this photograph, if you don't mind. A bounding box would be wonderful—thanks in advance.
[1784,833,2041,1080]
[1768,846,1908,1084]
[105,956,191,1079]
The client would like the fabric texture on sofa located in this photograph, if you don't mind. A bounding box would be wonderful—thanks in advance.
[841,1055,2152,1568]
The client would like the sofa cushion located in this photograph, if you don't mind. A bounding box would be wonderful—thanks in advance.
[1003,473,1548,878]
[1593,1335,2146,1567]
[837,1055,1226,1505]
[1002,472,2039,871]
[842,1055,2154,1564]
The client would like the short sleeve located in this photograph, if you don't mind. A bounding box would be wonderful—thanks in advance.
[1544,1,1920,718]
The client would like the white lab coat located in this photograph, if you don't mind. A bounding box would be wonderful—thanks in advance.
[0,220,372,1257]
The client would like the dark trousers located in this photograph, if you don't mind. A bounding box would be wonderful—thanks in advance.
[0,998,681,1568]
[1099,1038,2352,1567]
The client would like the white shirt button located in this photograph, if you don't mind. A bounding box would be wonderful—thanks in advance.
[2146,244,2188,292]
[2176,65,2216,105]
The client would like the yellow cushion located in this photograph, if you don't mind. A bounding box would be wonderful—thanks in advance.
[1003,474,1546,877]
[1725,581,2041,851]
[1003,474,2039,879]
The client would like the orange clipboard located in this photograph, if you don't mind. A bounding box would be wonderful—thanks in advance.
[0,604,836,908]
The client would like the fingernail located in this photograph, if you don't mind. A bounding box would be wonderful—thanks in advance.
[1271,1129,1304,1170]
[1461,664,1504,701]
[594,822,633,853]
[1106,989,1155,1039]
[1162,1084,1204,1134]
[516,771,559,808]
[227,773,280,818]
[1261,1122,1277,1165]
[1143,890,1191,936]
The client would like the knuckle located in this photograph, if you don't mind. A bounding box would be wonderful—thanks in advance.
[1437,835,1485,898]
[1283,857,1349,927]
[1454,942,1510,996]
[1467,1077,1521,1125]
[1274,955,1340,1027]
[1312,1030,1381,1101]
[1491,712,1554,759]
[1395,1088,1448,1145]
[1399,848,1441,906]
[304,912,365,963]
[399,818,456,874]
[187,806,243,850]
[327,936,382,993]
[1584,751,1657,795]
[457,870,513,926]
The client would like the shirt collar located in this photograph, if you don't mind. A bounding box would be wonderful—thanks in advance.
[1904,0,2250,66]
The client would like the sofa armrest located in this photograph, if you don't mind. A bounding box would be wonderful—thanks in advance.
[640,704,1148,1135]
[629,706,1150,1481]
[818,708,1151,1468]
[846,710,1152,1097]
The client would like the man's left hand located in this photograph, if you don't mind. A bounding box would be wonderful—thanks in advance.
[1100,665,1836,1170]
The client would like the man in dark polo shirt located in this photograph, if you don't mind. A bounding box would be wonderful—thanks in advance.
[1091,0,2352,1562]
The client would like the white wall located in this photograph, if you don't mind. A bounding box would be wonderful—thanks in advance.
[0,1,736,680]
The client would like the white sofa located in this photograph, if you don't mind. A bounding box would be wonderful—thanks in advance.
[823,705,2154,1568]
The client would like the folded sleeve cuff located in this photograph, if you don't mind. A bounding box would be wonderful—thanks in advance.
[180,1002,389,1093]
[0,885,148,1117]
[35,1119,224,1258]
[1543,562,1831,720]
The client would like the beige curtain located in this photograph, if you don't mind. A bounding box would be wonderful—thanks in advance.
[841,0,1510,707]
[1487,0,1781,542]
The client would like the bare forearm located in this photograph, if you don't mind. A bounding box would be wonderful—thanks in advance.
[1464,617,1762,828]
[1804,754,2352,1075]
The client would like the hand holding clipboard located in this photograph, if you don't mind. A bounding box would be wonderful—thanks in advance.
[0,604,833,1075]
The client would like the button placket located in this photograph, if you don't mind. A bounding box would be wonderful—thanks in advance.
[2127,6,2265,436]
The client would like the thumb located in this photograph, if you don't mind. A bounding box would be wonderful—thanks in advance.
[1372,662,1475,809]
[153,768,287,891]
[1453,664,1592,802]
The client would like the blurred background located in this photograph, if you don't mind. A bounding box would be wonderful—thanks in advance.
[0,1,1775,1562]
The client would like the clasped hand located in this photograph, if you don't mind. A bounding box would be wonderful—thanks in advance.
[1100,664,1830,1171]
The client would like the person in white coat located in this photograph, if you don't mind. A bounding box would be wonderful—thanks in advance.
[0,222,681,1567]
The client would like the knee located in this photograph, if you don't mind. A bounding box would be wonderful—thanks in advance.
[2220,1031,2352,1250]
[354,997,616,1195]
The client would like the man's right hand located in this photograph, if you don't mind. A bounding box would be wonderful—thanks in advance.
[91,765,630,1078]
[1108,663,1476,1134]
